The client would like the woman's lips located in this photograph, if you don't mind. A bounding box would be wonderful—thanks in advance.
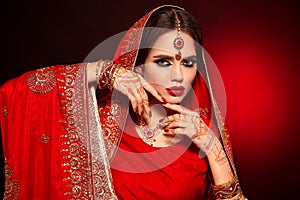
[166,86,185,96]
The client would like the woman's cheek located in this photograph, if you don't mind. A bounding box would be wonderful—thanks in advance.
[145,72,170,86]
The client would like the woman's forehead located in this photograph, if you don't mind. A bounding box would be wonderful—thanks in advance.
[150,30,196,57]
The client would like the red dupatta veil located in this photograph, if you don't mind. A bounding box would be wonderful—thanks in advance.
[109,4,236,175]
[0,5,236,200]
[99,3,237,197]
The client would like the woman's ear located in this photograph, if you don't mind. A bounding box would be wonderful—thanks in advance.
[134,65,144,75]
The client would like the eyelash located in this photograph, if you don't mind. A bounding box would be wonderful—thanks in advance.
[154,59,196,68]
[182,60,196,67]
[154,59,172,67]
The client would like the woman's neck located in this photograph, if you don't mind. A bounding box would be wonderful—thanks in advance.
[147,98,177,128]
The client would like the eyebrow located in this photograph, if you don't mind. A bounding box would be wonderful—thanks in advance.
[153,54,197,61]
[153,55,174,60]
[184,55,197,61]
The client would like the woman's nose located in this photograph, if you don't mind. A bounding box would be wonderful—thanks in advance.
[170,64,183,82]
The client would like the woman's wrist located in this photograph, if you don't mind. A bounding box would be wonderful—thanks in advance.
[97,60,122,91]
[209,176,247,200]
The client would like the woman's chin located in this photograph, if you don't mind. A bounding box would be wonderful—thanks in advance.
[164,96,184,104]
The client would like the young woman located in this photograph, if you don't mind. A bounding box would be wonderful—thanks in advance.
[0,5,246,200]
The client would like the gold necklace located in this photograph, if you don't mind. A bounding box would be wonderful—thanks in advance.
[135,122,163,146]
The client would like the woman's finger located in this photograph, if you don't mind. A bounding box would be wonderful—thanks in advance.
[164,127,187,136]
[164,121,184,130]
[131,87,146,116]
[163,113,181,123]
[138,74,166,103]
[163,113,193,123]
[162,103,192,115]
[127,92,138,113]
[138,86,150,115]
[141,104,151,124]
[164,121,196,138]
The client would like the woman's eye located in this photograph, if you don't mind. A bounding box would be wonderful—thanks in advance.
[182,59,196,67]
[154,59,172,67]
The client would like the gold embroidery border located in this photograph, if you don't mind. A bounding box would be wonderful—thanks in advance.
[57,64,91,199]
[4,158,20,200]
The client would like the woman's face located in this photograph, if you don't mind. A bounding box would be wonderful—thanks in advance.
[142,30,197,104]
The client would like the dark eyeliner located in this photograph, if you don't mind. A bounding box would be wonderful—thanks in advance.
[154,59,172,67]
[181,59,196,67]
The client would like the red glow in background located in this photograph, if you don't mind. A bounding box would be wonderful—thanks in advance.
[0,0,299,199]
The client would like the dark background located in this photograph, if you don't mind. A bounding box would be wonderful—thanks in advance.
[1,0,299,199]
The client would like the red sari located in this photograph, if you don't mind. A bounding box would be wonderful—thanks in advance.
[1,5,236,200]
[111,118,209,200]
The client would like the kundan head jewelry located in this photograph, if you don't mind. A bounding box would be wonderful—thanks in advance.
[172,9,184,60]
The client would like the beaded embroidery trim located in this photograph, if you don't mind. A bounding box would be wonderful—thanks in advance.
[26,68,56,94]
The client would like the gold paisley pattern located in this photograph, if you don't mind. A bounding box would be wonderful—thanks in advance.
[4,158,20,200]
[26,67,56,94]
[3,105,8,117]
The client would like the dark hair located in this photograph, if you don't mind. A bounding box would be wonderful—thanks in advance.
[135,6,203,69]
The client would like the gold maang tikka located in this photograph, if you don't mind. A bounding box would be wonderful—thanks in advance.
[172,9,184,60]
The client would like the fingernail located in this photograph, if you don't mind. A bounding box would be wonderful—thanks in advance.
[157,91,167,103]
[138,119,146,126]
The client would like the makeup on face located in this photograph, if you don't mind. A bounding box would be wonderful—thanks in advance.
[166,86,185,96]
[143,30,198,104]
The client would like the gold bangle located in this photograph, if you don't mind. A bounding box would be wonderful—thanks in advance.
[97,60,114,90]
[95,60,103,84]
[109,64,121,91]
[210,176,242,199]
[231,192,243,200]
[211,176,237,189]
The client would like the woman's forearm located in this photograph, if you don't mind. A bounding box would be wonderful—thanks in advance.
[206,138,233,184]
[205,135,247,200]
[87,60,104,84]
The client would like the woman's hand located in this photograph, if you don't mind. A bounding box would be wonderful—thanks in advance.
[113,67,165,123]
[161,103,217,154]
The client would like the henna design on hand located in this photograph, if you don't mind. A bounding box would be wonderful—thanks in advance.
[191,115,217,154]
[192,130,216,155]
[191,115,207,136]
[211,139,228,166]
